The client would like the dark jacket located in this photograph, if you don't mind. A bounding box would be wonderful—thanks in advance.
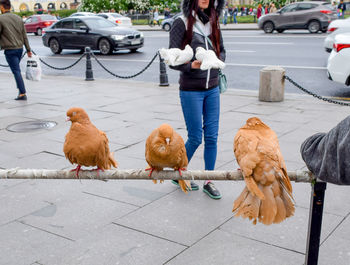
[169,0,226,91]
[300,115,350,185]
[0,12,31,52]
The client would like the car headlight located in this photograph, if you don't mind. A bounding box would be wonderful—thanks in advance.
[111,35,125,41]
[140,32,144,38]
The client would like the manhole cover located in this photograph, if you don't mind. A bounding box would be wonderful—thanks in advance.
[6,121,57,133]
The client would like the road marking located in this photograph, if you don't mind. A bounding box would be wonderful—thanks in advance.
[225,41,293,45]
[223,35,326,39]
[330,97,350,101]
[226,50,256,53]
[225,62,326,70]
[0,55,326,70]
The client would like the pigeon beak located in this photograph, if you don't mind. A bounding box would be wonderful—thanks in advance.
[66,117,70,122]
[166,138,170,145]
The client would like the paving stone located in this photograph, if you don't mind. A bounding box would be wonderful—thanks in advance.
[39,223,186,265]
[115,181,243,246]
[319,235,350,265]
[19,190,138,240]
[220,206,343,254]
[167,228,305,265]
[0,221,74,265]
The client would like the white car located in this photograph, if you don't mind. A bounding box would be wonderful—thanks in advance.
[70,12,96,17]
[324,17,350,52]
[97,13,132,27]
[327,33,350,86]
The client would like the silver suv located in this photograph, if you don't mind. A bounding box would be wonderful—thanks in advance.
[258,1,337,33]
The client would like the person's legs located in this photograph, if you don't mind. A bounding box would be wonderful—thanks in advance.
[5,49,26,96]
[180,90,204,162]
[202,86,221,199]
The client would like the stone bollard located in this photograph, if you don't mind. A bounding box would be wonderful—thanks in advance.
[85,47,94,81]
[259,66,285,102]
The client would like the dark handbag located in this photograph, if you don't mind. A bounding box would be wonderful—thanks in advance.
[194,24,227,94]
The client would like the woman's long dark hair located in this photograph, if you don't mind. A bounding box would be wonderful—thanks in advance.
[182,0,221,58]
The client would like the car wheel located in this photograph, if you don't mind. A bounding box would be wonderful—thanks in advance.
[129,48,138,53]
[49,38,62,54]
[36,28,42,36]
[308,20,320,33]
[263,21,274,33]
[277,29,284,33]
[99,38,113,55]
[163,23,171,32]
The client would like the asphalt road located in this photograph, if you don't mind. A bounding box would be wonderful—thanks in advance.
[1,30,349,97]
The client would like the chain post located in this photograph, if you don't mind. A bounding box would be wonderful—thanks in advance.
[305,180,327,265]
[85,47,94,81]
[158,52,169,87]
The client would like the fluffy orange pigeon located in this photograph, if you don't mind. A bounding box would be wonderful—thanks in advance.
[145,123,190,193]
[233,117,295,225]
[64,107,117,177]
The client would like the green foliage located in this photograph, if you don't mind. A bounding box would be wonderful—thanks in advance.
[253,0,287,9]
[55,9,77,18]
[79,0,181,12]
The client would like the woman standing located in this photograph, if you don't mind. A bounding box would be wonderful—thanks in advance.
[169,0,226,199]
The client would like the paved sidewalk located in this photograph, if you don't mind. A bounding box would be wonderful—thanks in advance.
[0,72,350,265]
[135,23,259,31]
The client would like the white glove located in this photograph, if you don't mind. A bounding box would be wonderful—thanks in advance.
[159,45,193,66]
[195,47,225,70]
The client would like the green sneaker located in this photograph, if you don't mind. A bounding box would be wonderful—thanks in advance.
[203,182,222,199]
[171,180,199,191]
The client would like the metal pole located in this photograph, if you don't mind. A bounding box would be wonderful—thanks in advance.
[305,181,327,265]
[85,47,94,81]
[159,52,169,86]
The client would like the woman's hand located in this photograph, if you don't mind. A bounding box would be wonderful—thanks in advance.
[191,60,202,69]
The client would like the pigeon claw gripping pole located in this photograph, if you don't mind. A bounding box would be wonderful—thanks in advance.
[145,167,155,177]
[70,165,81,178]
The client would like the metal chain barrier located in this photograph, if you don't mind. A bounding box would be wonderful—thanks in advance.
[91,52,158,79]
[32,50,86,71]
[284,75,350,107]
[0,51,27,67]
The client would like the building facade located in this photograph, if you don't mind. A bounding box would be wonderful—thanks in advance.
[10,0,78,12]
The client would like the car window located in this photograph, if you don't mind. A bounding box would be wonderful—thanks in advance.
[74,19,86,29]
[97,14,108,19]
[280,4,298,13]
[40,15,57,21]
[297,3,318,11]
[84,18,116,28]
[322,3,335,10]
[61,20,73,29]
[25,18,32,23]
[52,21,61,28]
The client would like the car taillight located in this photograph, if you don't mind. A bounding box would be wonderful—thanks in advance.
[320,10,332,14]
[43,21,51,26]
[116,19,121,24]
[333,43,350,52]
[328,27,338,33]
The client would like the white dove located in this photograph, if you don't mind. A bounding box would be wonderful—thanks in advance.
[159,45,193,66]
[195,47,225,71]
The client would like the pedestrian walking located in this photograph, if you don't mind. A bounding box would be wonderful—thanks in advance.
[153,8,160,26]
[0,0,32,100]
[228,5,233,23]
[269,3,277,13]
[233,6,238,24]
[223,5,228,25]
[264,4,270,14]
[169,0,226,199]
[257,4,262,19]
[338,0,346,19]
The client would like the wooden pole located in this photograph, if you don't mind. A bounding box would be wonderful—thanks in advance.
[0,168,314,183]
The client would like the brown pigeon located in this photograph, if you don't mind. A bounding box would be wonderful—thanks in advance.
[145,123,190,193]
[64,107,117,177]
[232,117,295,225]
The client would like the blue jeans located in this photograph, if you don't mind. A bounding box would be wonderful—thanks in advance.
[5,49,26,94]
[180,86,220,170]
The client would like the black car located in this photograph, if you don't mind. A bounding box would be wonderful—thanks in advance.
[161,13,182,32]
[42,16,144,55]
